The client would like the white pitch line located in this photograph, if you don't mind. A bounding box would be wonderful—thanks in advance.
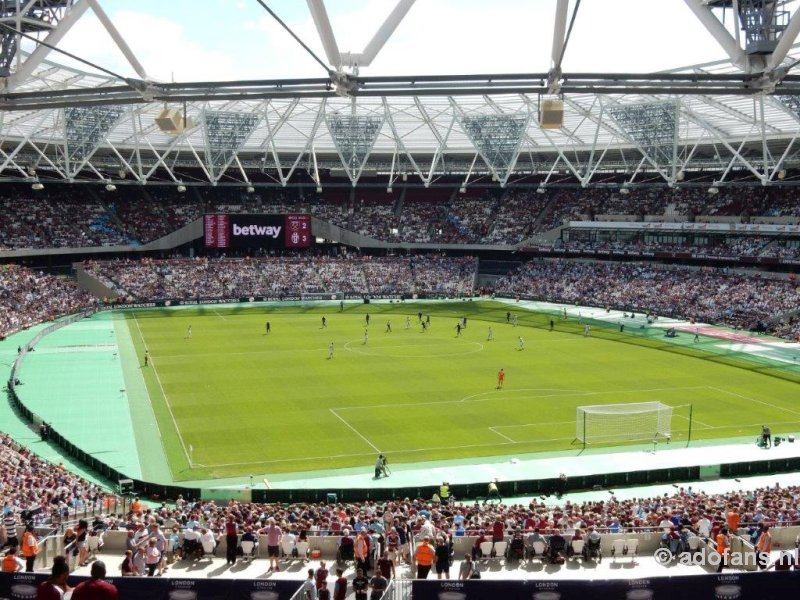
[198,418,800,469]
[709,386,800,418]
[132,314,194,468]
[489,427,516,443]
[213,310,228,321]
[333,385,710,412]
[329,408,381,453]
[674,414,714,429]
[491,420,578,429]
[158,347,333,359]
[202,449,380,468]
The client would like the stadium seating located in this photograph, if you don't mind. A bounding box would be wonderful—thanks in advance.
[3,185,800,251]
[0,265,96,339]
[496,259,799,335]
[84,255,478,301]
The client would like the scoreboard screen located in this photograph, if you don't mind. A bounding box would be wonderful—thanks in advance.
[204,214,311,249]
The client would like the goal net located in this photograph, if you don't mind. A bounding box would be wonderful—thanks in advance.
[300,292,345,302]
[576,401,674,445]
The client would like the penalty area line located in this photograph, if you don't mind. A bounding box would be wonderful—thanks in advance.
[709,386,800,418]
[489,427,516,443]
[329,408,381,454]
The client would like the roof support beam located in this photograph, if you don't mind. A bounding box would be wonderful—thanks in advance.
[4,0,91,91]
[357,0,416,67]
[86,0,148,80]
[306,0,341,70]
[685,106,765,183]
[341,0,416,68]
[683,0,749,72]
[767,6,800,70]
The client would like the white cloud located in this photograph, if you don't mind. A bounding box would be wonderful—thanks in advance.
[49,0,739,83]
[57,9,241,82]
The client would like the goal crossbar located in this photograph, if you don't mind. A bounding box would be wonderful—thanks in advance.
[576,401,674,445]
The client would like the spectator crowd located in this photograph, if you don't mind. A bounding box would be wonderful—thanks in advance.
[0,265,96,339]
[84,255,478,301]
[496,259,800,334]
[4,184,800,251]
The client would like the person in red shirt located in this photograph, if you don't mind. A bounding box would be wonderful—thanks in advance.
[333,567,347,600]
[224,516,238,566]
[315,560,329,589]
[37,555,70,600]
[492,517,504,544]
[496,368,505,389]
[71,561,118,600]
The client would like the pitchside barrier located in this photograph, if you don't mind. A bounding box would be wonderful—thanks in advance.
[6,299,800,505]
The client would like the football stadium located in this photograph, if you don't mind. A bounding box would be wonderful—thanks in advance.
[4,1,800,599]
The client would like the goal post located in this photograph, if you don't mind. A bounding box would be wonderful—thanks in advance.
[575,401,678,447]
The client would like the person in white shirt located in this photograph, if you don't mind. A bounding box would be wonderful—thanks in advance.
[302,568,317,600]
[697,515,712,539]
[419,519,435,540]
[181,526,201,559]
[199,528,217,553]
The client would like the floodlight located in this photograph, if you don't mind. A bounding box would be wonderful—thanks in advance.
[316,185,322,193]
[459,186,466,194]
[707,186,719,195]
[386,187,392,193]
[536,187,546,194]
[176,184,186,193]
[105,183,117,192]
[246,185,255,193]
[31,182,44,191]
[619,187,630,195]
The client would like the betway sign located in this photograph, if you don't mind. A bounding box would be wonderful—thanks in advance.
[204,213,311,249]
[232,224,282,238]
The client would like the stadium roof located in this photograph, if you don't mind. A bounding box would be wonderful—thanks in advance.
[3,0,800,189]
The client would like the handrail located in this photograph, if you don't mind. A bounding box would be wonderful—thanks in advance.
[36,532,65,570]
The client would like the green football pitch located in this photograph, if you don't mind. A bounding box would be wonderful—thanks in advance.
[122,301,800,480]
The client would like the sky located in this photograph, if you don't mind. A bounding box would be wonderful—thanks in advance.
[45,0,738,83]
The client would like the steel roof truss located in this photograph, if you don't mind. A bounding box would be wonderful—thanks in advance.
[684,106,765,183]
[325,111,385,185]
[382,97,425,184]
[283,98,327,186]
[202,109,261,182]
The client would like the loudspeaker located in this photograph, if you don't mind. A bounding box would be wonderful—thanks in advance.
[539,99,564,129]
[155,108,192,134]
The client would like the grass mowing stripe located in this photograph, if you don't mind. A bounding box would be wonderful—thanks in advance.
[132,313,194,469]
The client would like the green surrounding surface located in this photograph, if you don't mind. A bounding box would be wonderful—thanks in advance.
[17,319,144,479]
[118,300,800,481]
[0,322,118,488]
